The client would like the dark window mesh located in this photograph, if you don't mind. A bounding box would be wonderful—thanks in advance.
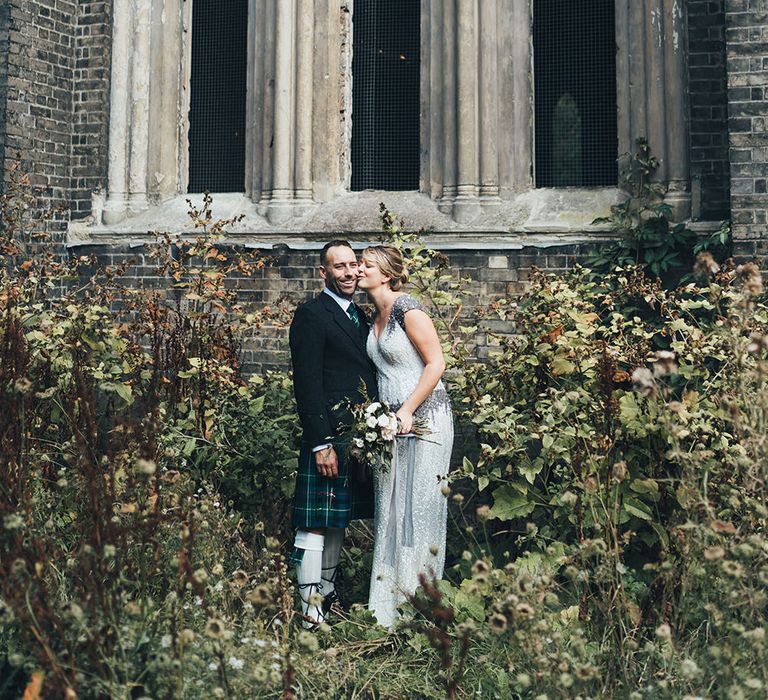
[534,0,617,187]
[188,0,248,193]
[351,0,420,191]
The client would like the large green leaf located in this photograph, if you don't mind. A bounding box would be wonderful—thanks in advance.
[489,483,535,521]
[623,497,653,521]
[454,589,486,622]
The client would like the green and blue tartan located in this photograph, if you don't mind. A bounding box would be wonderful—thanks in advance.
[291,439,374,532]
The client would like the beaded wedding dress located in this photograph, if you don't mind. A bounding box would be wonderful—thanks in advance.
[366,295,453,627]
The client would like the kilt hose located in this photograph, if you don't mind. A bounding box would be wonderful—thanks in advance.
[291,440,374,538]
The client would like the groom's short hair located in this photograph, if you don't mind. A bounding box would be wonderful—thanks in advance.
[320,239,354,267]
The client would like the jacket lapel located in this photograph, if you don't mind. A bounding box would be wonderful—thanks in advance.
[320,293,369,361]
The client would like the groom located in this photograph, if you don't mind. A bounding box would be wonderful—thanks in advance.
[289,240,377,627]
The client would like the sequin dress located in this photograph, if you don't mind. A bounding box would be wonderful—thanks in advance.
[366,295,453,627]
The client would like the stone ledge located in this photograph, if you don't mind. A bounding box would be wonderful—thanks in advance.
[68,188,726,253]
[69,188,627,244]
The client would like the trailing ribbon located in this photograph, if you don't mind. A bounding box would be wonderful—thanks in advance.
[383,434,417,567]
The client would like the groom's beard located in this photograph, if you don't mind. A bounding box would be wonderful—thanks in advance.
[326,276,357,299]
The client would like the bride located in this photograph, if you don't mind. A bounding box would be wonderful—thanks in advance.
[357,245,454,627]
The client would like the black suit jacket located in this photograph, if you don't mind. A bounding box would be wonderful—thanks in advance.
[289,292,377,447]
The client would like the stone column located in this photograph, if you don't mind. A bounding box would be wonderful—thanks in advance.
[421,0,441,198]
[103,0,133,224]
[244,0,261,202]
[267,0,295,223]
[148,0,184,200]
[479,0,500,210]
[437,0,457,213]
[128,0,151,214]
[425,0,532,221]
[616,0,691,219]
[311,1,345,202]
[247,0,333,223]
[293,0,314,209]
[496,0,533,195]
[453,0,480,223]
[662,0,690,218]
[507,0,533,192]
[104,0,186,224]
[257,0,276,210]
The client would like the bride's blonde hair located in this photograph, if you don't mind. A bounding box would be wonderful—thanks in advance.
[362,245,410,291]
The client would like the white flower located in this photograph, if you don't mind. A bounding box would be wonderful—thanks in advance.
[228,656,245,670]
[353,437,364,448]
[388,415,398,431]
[365,432,377,443]
[377,413,391,428]
[135,458,156,475]
[365,415,378,428]
[381,427,396,441]
[365,402,381,414]
[3,514,24,530]
[160,634,172,648]
[208,661,219,671]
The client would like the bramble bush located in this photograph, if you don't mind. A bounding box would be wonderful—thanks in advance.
[1,165,767,699]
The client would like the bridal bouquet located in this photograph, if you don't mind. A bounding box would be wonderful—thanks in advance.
[346,400,430,473]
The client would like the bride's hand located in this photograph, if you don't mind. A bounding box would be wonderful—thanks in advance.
[396,407,414,434]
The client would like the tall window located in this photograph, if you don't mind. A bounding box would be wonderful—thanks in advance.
[188,0,248,193]
[533,0,617,187]
[351,0,420,191]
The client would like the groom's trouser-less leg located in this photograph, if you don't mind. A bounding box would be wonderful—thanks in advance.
[294,530,325,628]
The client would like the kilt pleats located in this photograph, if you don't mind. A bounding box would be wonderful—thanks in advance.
[291,441,374,531]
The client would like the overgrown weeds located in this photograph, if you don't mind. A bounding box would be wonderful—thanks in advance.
[1,169,767,698]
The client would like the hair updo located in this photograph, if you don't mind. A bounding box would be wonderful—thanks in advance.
[363,245,410,291]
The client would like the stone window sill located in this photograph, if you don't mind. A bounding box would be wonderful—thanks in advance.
[68,188,720,250]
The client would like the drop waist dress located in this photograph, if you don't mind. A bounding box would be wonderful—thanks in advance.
[366,295,454,627]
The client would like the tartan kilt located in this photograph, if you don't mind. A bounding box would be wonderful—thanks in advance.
[291,440,374,530]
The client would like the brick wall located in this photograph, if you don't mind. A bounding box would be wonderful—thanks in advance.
[0,1,110,235]
[687,0,731,221]
[2,0,77,239]
[725,0,768,265]
[70,1,111,220]
[0,2,10,189]
[67,240,600,373]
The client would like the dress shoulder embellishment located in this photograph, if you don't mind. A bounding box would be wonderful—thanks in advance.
[391,295,426,332]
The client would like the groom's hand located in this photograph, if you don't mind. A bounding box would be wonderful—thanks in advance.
[315,446,339,479]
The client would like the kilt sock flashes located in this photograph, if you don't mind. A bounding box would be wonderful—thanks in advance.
[294,530,325,628]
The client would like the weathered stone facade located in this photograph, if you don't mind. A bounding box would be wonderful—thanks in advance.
[0,1,765,371]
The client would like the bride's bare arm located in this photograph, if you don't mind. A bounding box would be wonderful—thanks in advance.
[396,309,446,432]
